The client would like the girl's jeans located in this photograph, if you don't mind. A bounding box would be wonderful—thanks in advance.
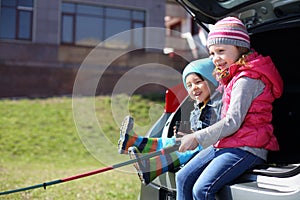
[175,146,264,200]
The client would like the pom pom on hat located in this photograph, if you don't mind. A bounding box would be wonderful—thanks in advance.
[207,16,250,49]
[182,58,218,90]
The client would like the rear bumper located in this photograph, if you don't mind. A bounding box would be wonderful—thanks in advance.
[138,171,300,200]
[138,172,176,200]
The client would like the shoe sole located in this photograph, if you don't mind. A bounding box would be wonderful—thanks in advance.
[118,116,134,154]
[128,146,148,185]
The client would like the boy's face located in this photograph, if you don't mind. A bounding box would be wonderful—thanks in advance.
[185,73,211,104]
[208,44,240,70]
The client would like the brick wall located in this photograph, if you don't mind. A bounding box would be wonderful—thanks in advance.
[0,44,189,98]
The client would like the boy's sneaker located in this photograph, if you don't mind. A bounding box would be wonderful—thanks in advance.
[118,116,134,154]
[128,146,150,185]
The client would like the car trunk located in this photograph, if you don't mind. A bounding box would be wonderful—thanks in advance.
[138,1,300,199]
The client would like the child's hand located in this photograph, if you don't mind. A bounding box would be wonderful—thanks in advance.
[178,133,198,152]
[173,121,192,137]
[176,131,187,138]
[173,125,178,136]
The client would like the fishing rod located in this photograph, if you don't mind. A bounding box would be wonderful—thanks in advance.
[0,143,180,196]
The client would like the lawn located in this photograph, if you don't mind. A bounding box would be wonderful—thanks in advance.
[0,94,165,200]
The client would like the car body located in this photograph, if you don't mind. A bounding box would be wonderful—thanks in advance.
[138,0,300,199]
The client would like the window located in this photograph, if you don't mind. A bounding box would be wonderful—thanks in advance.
[0,0,34,40]
[61,2,145,49]
[191,19,199,36]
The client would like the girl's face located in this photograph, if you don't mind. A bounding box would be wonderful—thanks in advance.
[185,73,211,103]
[208,44,240,70]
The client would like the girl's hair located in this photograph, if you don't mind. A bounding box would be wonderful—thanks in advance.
[236,46,251,66]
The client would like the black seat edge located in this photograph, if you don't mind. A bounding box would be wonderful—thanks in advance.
[251,163,300,178]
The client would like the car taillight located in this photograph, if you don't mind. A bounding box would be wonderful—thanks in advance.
[164,83,187,113]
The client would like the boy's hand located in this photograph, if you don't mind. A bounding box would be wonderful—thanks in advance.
[173,121,192,137]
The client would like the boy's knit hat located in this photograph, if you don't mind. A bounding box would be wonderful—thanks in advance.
[182,58,218,90]
[207,16,250,49]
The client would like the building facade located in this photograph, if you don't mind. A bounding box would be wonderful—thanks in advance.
[0,0,208,98]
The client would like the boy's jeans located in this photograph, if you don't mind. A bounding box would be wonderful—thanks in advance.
[176,146,264,200]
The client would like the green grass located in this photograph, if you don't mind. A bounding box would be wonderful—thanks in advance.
[0,94,165,199]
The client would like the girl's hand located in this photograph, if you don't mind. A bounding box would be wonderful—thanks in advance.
[178,133,198,152]
[176,131,187,137]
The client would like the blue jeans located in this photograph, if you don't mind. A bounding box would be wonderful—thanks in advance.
[175,146,265,200]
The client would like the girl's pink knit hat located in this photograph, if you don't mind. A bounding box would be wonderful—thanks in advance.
[207,16,250,49]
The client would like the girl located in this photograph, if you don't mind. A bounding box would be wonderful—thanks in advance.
[176,16,284,200]
[117,58,222,185]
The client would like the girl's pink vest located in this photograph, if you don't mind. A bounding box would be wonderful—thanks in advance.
[214,51,283,151]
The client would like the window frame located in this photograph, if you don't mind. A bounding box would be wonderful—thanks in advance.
[61,2,146,49]
[0,0,34,41]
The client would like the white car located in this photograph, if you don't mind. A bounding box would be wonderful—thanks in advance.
[138,0,300,199]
